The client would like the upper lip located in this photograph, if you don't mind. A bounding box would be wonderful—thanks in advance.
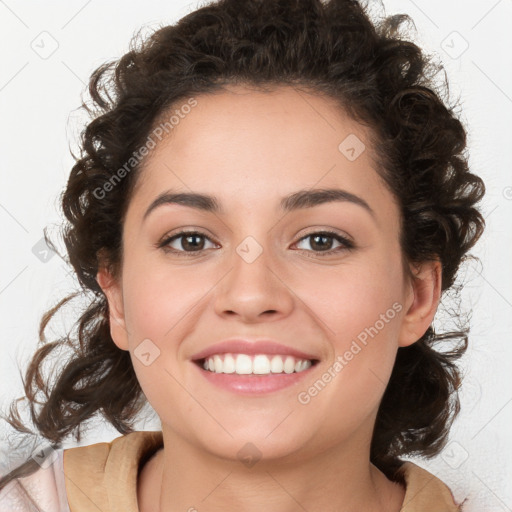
[190,339,319,362]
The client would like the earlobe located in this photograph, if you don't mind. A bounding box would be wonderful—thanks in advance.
[398,260,442,348]
[96,267,129,351]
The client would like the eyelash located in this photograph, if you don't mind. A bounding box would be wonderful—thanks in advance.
[157,230,355,257]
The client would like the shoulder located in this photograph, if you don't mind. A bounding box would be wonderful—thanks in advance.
[0,431,162,512]
[63,430,163,512]
[63,429,163,479]
[0,449,70,512]
[400,461,462,511]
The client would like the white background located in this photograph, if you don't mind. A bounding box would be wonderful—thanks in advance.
[0,1,511,510]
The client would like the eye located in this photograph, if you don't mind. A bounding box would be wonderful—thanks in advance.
[158,230,218,255]
[293,231,354,256]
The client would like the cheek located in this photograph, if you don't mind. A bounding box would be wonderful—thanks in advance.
[121,259,205,341]
[302,252,405,341]
[119,262,201,414]
[298,250,405,395]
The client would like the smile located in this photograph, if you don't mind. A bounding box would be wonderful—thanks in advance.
[201,353,314,375]
[193,354,319,395]
[190,339,320,394]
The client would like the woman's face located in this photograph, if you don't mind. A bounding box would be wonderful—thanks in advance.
[98,85,439,463]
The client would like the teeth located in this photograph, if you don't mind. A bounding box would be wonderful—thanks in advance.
[223,353,236,373]
[202,353,313,375]
[253,354,270,374]
[283,356,295,374]
[270,355,283,373]
[236,354,252,374]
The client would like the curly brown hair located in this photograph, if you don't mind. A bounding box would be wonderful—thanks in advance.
[0,0,485,488]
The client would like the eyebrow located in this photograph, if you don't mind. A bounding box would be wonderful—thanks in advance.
[142,187,375,221]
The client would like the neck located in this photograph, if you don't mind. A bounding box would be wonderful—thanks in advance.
[138,427,405,512]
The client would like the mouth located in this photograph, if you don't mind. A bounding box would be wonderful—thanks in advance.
[192,353,320,394]
[193,353,320,375]
[190,339,321,394]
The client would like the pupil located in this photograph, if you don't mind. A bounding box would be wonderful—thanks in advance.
[312,234,332,251]
[184,234,203,250]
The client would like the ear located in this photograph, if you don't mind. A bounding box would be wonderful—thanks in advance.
[96,266,129,351]
[398,260,442,347]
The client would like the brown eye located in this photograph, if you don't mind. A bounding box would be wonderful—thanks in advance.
[179,233,206,251]
[309,234,335,251]
[294,231,354,255]
[159,231,217,255]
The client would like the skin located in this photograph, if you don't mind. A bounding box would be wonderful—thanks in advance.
[97,85,441,512]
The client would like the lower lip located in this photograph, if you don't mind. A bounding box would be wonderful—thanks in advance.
[193,361,316,394]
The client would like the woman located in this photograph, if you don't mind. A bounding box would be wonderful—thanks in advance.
[0,0,485,510]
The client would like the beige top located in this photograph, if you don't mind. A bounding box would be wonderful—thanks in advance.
[0,430,461,511]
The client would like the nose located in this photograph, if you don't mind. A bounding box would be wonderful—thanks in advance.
[213,239,294,323]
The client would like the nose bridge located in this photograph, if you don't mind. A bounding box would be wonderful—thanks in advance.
[213,231,294,320]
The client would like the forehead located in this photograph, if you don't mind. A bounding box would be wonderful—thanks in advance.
[128,85,397,222]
